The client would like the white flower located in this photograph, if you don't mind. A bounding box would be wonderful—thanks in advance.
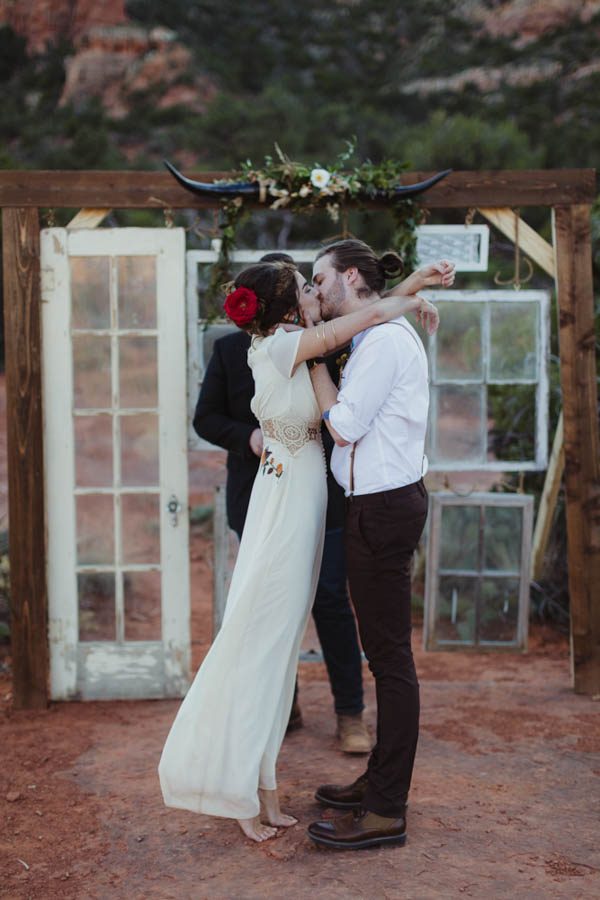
[310,167,331,189]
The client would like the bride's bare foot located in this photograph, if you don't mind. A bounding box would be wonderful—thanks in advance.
[237,815,278,843]
[259,788,298,827]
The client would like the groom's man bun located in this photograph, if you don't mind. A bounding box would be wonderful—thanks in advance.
[315,239,404,294]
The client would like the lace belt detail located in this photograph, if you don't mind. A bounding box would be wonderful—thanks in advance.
[261,417,320,456]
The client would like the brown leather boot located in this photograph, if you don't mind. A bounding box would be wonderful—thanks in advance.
[314,771,369,810]
[336,714,372,754]
[308,808,407,850]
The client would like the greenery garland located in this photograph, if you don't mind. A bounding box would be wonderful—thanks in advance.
[206,141,425,309]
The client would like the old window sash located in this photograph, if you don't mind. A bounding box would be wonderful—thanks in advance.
[425,289,550,471]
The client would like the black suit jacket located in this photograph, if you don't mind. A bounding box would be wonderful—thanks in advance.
[193,330,346,536]
[193,332,258,535]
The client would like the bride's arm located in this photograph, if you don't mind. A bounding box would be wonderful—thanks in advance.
[386,259,456,296]
[293,293,422,366]
[381,260,454,332]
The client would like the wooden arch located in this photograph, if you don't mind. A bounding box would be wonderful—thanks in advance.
[1,168,598,706]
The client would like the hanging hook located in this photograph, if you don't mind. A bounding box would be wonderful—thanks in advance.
[494,209,534,290]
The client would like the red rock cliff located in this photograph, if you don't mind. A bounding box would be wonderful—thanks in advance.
[0,0,128,54]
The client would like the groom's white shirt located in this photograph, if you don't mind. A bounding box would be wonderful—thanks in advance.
[329,315,429,496]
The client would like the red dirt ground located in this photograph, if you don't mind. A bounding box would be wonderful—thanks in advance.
[1,611,599,899]
[1,379,599,898]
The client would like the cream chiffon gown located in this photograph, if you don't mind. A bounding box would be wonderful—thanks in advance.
[159,328,327,820]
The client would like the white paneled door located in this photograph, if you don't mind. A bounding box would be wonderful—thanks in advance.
[41,228,190,700]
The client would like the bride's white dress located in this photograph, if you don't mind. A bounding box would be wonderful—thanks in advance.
[159,328,327,819]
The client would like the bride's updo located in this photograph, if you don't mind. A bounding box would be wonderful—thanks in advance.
[223,261,299,337]
[315,239,404,294]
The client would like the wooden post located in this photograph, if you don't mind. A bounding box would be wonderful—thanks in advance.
[66,208,111,229]
[2,208,48,708]
[531,413,565,581]
[552,205,600,694]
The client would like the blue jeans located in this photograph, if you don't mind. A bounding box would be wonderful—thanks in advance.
[307,527,364,716]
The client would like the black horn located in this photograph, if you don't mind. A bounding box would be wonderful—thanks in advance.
[164,159,452,201]
[163,160,260,197]
[391,168,453,197]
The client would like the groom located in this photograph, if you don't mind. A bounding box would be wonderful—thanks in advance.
[306,240,450,850]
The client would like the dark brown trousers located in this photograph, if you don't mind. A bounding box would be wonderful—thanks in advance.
[345,479,428,818]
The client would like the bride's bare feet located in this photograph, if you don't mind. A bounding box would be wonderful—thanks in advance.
[237,815,278,843]
[259,788,298,827]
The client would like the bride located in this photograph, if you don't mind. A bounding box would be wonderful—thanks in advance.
[158,256,444,843]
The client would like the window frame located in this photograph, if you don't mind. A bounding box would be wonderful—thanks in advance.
[425,289,550,471]
[424,491,534,651]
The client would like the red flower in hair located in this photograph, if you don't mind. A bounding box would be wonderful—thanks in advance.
[224,286,259,326]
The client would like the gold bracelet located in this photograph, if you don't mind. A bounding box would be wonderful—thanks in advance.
[320,322,327,347]
[330,320,337,345]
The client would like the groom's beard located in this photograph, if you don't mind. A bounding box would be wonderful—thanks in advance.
[319,273,346,320]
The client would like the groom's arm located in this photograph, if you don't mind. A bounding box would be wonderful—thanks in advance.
[310,330,400,446]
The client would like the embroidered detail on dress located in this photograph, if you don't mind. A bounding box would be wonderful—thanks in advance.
[260,446,284,478]
[261,418,320,456]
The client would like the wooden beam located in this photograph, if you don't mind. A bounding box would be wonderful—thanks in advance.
[2,208,49,708]
[531,412,565,581]
[0,169,595,209]
[478,207,555,277]
[66,208,111,229]
[552,205,600,695]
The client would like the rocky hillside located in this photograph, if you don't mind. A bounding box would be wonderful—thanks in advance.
[0,0,598,174]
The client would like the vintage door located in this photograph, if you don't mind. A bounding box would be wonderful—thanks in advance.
[41,228,190,700]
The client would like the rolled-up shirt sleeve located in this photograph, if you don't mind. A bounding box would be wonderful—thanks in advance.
[328,330,399,443]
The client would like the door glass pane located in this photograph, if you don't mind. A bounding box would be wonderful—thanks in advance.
[436,575,477,643]
[76,495,114,564]
[78,572,115,641]
[70,257,110,329]
[73,335,111,410]
[119,337,158,408]
[487,384,536,462]
[480,577,520,642]
[483,507,522,572]
[433,385,484,463]
[440,505,480,569]
[118,257,156,328]
[124,571,161,640]
[435,302,483,381]
[122,494,161,563]
[74,415,113,487]
[120,414,159,486]
[489,302,537,380]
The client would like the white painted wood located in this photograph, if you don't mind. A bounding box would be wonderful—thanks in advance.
[518,497,534,650]
[42,227,190,700]
[41,228,79,699]
[424,289,549,471]
[157,229,191,696]
[416,224,490,271]
[424,492,533,651]
[76,642,165,699]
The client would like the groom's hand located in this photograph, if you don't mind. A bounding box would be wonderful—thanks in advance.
[416,297,440,335]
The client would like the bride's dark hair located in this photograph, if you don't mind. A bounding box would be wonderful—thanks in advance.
[315,239,403,294]
[231,261,299,337]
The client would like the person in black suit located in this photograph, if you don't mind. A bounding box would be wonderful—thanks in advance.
[194,253,371,754]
